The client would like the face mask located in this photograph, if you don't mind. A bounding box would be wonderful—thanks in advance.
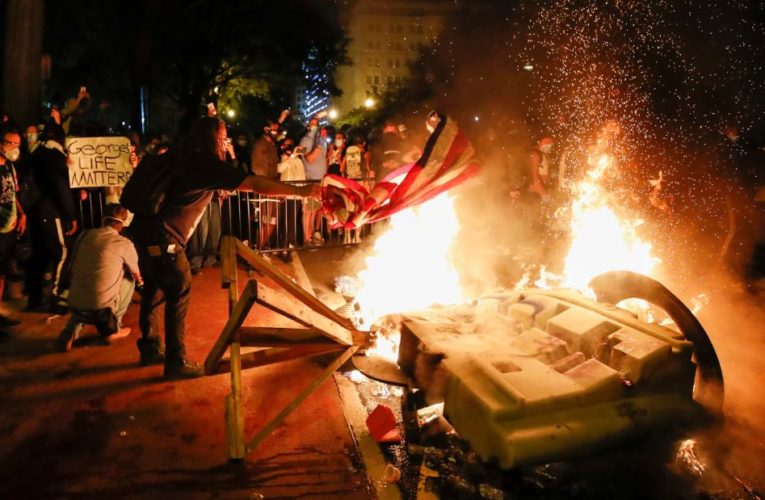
[540,144,552,154]
[26,133,38,145]
[334,139,344,147]
[3,147,20,162]
[270,129,278,137]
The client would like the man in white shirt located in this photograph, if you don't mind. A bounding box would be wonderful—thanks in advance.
[56,204,142,352]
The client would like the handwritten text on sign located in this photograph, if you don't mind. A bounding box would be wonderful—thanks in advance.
[66,137,133,188]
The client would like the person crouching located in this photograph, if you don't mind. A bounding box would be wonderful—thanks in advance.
[55,204,141,352]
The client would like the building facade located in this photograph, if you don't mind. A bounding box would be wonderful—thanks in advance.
[294,46,332,121]
[333,0,454,115]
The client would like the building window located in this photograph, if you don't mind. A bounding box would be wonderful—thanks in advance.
[374,75,380,84]
[367,75,373,84]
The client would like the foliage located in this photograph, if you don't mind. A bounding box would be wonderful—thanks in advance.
[43,0,348,135]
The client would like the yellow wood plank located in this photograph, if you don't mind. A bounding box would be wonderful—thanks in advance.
[235,239,356,330]
[216,345,346,373]
[255,281,354,346]
[203,280,258,375]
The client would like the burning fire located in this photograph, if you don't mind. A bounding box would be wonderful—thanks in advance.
[353,123,667,360]
[533,125,660,294]
[560,153,657,292]
[352,193,465,361]
[354,193,464,326]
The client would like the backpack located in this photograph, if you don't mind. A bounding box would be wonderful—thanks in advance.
[120,153,179,215]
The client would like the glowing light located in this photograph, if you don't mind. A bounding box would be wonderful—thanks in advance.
[676,439,705,476]
[474,115,480,122]
[523,63,534,71]
[364,97,375,109]
[226,109,236,119]
[530,124,659,294]
[328,108,338,120]
[354,193,464,329]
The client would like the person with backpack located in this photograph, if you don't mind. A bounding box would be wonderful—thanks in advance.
[123,117,320,379]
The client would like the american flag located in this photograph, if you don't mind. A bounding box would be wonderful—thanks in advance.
[321,113,481,229]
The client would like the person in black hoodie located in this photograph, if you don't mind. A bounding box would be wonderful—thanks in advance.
[25,122,78,311]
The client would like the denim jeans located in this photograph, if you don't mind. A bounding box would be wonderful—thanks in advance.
[62,277,135,338]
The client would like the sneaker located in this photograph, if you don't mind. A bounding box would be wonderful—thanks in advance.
[164,359,203,379]
[312,231,324,246]
[0,315,21,328]
[101,327,131,345]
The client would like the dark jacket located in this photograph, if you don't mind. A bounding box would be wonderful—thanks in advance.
[28,143,78,222]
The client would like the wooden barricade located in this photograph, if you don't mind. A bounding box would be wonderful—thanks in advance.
[204,236,367,460]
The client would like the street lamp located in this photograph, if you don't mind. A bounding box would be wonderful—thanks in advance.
[364,97,375,109]
[328,108,338,120]
[226,109,236,119]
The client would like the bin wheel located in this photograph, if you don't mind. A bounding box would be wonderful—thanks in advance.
[588,270,724,415]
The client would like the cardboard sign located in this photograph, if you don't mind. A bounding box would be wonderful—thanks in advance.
[66,136,133,188]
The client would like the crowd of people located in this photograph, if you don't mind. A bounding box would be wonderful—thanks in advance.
[0,92,426,379]
[4,84,761,380]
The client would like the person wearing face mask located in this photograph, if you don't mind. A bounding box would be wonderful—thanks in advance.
[54,204,140,352]
[24,121,79,312]
[250,121,281,249]
[232,132,251,172]
[299,117,328,245]
[0,126,28,331]
[327,131,345,175]
[24,125,40,154]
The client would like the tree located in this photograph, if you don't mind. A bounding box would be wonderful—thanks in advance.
[2,0,44,126]
[43,0,347,135]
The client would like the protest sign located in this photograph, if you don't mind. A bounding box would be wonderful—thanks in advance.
[66,136,133,188]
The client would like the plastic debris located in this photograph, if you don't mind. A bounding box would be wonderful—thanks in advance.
[384,463,401,483]
[334,275,361,297]
[365,404,401,443]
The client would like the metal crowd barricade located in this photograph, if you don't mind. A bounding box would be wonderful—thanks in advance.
[76,178,385,252]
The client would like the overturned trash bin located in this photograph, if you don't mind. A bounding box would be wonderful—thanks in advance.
[397,271,723,469]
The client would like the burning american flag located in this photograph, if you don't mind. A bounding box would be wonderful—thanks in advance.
[320,113,481,229]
